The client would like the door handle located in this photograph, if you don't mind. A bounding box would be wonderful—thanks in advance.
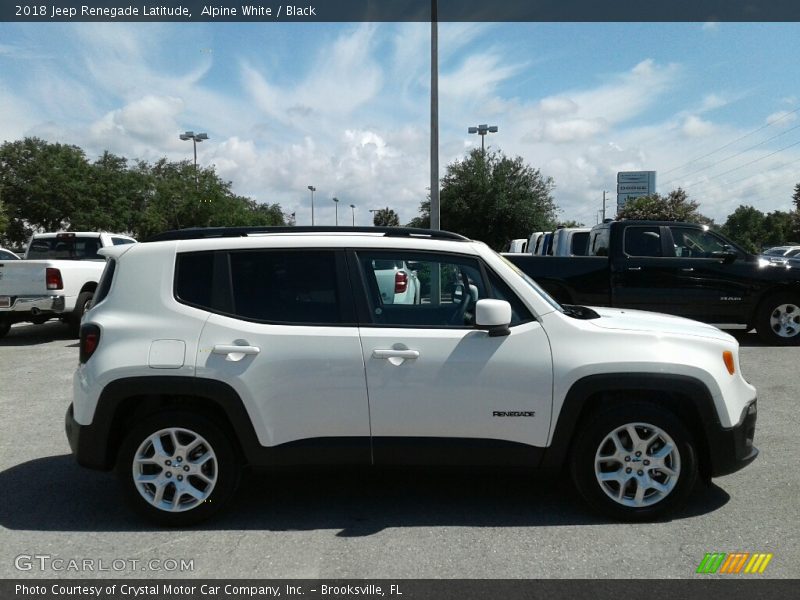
[212,344,261,362]
[373,349,420,360]
[680,267,694,272]
[626,266,642,271]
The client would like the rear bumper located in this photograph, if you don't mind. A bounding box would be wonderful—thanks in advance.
[707,399,758,477]
[0,295,66,318]
[65,403,112,470]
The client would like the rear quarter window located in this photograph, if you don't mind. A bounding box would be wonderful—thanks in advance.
[175,252,215,310]
[92,259,117,306]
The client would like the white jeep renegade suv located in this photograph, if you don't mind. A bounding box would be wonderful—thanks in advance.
[66,226,758,525]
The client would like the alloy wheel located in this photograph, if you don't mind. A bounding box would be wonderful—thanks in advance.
[131,427,218,513]
[770,303,800,338]
[594,422,681,508]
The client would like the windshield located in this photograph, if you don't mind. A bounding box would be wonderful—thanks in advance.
[496,252,564,313]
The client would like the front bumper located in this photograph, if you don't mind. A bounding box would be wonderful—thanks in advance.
[707,399,758,477]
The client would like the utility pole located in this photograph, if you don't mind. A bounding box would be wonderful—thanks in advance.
[602,190,608,221]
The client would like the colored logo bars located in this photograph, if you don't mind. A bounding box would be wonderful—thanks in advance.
[696,552,773,574]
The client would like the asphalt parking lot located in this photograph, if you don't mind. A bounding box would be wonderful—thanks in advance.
[0,322,798,579]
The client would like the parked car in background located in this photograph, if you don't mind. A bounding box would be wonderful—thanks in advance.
[762,245,800,259]
[506,239,528,253]
[531,231,553,256]
[0,231,136,337]
[372,258,421,305]
[0,248,20,260]
[760,245,800,267]
[527,232,544,255]
[551,227,591,256]
[506,220,800,345]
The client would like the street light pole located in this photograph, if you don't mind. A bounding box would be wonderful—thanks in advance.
[467,124,498,154]
[332,197,339,226]
[179,131,209,184]
[349,204,356,226]
[307,185,316,225]
[430,0,440,232]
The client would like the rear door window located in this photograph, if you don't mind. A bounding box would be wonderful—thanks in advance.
[229,250,343,325]
[623,227,663,257]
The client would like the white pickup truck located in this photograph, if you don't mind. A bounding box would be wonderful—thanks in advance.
[0,231,136,337]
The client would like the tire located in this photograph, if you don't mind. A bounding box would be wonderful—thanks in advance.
[570,403,698,522]
[117,411,240,526]
[68,291,93,338]
[756,292,800,346]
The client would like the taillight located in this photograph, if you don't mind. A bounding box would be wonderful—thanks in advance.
[395,270,408,294]
[79,324,101,364]
[46,268,63,290]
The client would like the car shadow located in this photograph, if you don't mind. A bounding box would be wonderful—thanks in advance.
[0,455,730,533]
[0,322,77,346]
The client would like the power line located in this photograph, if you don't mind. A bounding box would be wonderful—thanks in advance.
[687,138,800,190]
[660,106,800,178]
[686,153,800,194]
[704,138,800,182]
[662,121,800,188]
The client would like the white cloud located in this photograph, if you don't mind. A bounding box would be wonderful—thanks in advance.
[681,115,716,138]
[766,110,798,126]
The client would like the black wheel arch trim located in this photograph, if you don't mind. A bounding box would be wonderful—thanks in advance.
[76,376,267,470]
[540,373,724,474]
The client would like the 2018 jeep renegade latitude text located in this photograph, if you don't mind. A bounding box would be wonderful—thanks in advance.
[66,227,758,525]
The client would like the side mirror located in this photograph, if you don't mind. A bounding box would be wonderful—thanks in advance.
[475,299,512,337]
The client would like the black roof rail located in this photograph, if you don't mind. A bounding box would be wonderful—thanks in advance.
[145,226,470,243]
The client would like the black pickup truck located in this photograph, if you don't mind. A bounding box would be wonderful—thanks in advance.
[506,220,800,345]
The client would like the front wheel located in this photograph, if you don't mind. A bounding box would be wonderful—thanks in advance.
[756,293,800,345]
[570,403,698,521]
[117,411,240,526]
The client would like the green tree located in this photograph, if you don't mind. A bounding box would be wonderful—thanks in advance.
[617,188,711,224]
[558,220,584,228]
[791,183,800,241]
[408,149,557,250]
[0,138,95,245]
[721,206,798,252]
[81,152,150,235]
[721,205,766,253]
[0,198,8,238]
[372,207,400,227]
[133,159,285,239]
[762,210,797,248]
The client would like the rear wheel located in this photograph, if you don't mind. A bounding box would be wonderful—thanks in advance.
[756,293,800,345]
[117,411,240,526]
[571,403,698,521]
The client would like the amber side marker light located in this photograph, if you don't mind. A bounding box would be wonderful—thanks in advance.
[723,351,736,375]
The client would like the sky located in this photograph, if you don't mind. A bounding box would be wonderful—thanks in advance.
[1,21,799,227]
